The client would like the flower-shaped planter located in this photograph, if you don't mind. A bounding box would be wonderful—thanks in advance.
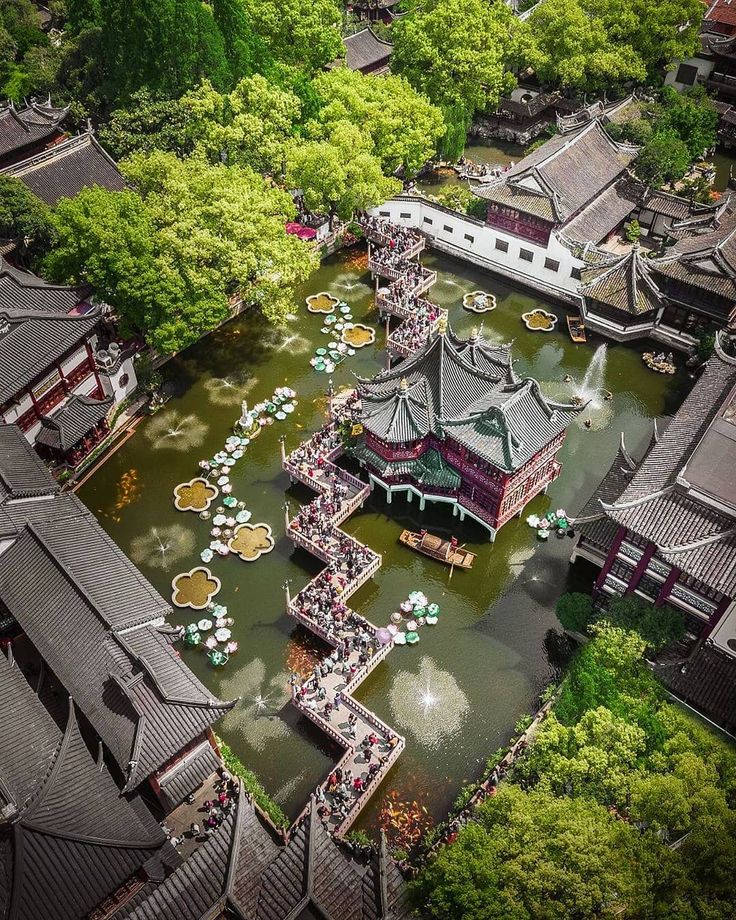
[306,292,339,314]
[171,566,221,609]
[463,290,496,313]
[173,477,219,512]
[341,323,376,348]
[521,309,558,332]
[228,522,275,562]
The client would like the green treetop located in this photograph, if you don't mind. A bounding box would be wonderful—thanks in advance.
[391,0,527,118]
[286,121,401,226]
[310,68,445,176]
[44,156,315,352]
[242,0,342,75]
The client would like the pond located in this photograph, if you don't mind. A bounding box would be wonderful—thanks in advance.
[416,139,525,196]
[78,245,688,837]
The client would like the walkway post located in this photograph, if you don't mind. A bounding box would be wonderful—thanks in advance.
[283,501,290,533]
[282,579,291,608]
[279,434,286,463]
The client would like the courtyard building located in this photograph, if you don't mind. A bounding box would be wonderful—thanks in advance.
[571,331,736,733]
[0,98,68,169]
[353,319,582,539]
[0,263,138,467]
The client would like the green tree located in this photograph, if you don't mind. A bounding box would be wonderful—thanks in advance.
[555,591,593,633]
[99,90,195,159]
[66,0,101,31]
[310,68,444,176]
[636,129,691,187]
[0,176,54,264]
[100,0,232,101]
[658,86,719,160]
[287,122,400,226]
[528,0,646,91]
[392,0,526,117]
[211,0,272,80]
[413,785,662,919]
[122,151,316,328]
[515,707,646,806]
[601,596,684,652]
[243,0,342,74]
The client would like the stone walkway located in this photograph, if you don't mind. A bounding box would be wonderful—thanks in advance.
[282,396,405,837]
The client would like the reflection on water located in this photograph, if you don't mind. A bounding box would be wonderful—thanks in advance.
[79,245,686,828]
[130,523,196,570]
[390,656,470,748]
[203,374,258,406]
[218,658,292,752]
[144,410,209,450]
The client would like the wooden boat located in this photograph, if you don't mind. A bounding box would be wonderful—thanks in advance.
[399,530,476,569]
[566,314,587,343]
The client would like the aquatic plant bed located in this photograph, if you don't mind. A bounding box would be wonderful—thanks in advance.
[306,292,339,313]
[341,323,376,348]
[173,477,218,512]
[462,290,496,313]
[522,309,557,332]
[228,522,275,561]
[171,566,221,609]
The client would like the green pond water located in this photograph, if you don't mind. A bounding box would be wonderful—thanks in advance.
[78,246,688,835]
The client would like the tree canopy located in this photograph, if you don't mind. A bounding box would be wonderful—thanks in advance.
[44,156,316,353]
[242,0,342,75]
[527,0,702,90]
[287,122,401,225]
[392,0,526,118]
[0,175,55,264]
[310,69,445,177]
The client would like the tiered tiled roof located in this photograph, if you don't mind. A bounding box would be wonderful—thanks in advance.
[0,100,68,165]
[36,393,113,451]
[343,27,392,73]
[580,245,663,316]
[0,424,59,500]
[1,131,125,205]
[0,425,234,790]
[474,122,638,228]
[0,263,95,405]
[649,204,736,308]
[653,643,736,735]
[358,326,580,472]
[564,174,644,243]
[0,653,170,920]
[123,794,411,920]
[595,336,736,596]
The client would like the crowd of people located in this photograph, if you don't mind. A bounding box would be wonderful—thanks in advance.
[362,215,421,254]
[163,766,238,847]
[389,298,441,355]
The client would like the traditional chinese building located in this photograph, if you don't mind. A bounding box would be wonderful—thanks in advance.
[341,27,392,75]
[571,331,736,732]
[0,261,138,467]
[0,98,68,168]
[0,424,234,806]
[352,320,582,539]
[1,128,126,205]
[578,203,736,346]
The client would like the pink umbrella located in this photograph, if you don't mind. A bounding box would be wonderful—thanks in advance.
[376,627,393,646]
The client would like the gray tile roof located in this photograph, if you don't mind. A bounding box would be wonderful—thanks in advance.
[564,175,643,244]
[0,101,68,164]
[0,264,86,316]
[124,810,237,920]
[581,245,663,316]
[359,327,579,471]
[2,132,126,206]
[0,473,233,786]
[0,657,167,920]
[475,122,637,225]
[602,336,736,595]
[441,378,581,472]
[653,643,736,735]
[343,28,392,72]
[0,425,58,501]
[36,393,113,451]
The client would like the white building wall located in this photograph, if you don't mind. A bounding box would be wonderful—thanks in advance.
[664,57,714,92]
[371,197,585,305]
[98,354,138,401]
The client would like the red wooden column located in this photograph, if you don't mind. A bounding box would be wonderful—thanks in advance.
[655,566,681,607]
[593,526,627,594]
[624,542,657,596]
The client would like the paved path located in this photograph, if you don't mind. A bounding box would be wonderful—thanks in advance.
[282,218,441,837]
[282,396,405,836]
